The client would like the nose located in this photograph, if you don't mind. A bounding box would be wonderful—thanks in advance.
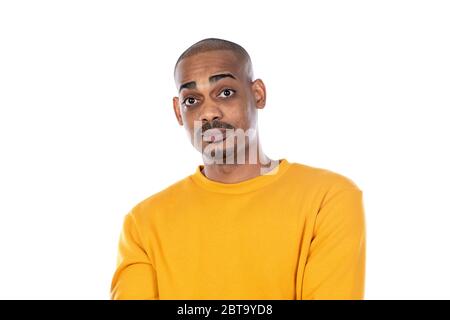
[200,102,223,123]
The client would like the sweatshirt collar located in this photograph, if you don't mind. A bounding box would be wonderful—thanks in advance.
[190,158,292,194]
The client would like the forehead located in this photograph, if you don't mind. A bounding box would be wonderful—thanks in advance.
[175,50,246,85]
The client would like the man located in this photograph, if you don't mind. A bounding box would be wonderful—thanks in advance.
[110,38,366,300]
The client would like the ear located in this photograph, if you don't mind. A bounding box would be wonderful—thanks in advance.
[251,79,266,109]
[172,96,183,126]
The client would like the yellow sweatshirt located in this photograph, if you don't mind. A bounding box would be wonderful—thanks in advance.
[110,159,366,300]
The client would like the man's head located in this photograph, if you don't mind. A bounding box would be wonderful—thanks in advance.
[172,38,267,164]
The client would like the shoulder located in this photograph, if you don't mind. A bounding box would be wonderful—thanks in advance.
[127,175,192,222]
[287,161,362,195]
[287,162,365,230]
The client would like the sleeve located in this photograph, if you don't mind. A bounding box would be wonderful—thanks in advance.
[300,188,366,300]
[110,212,159,300]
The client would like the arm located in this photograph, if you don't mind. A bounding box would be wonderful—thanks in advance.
[110,212,159,300]
[300,188,366,299]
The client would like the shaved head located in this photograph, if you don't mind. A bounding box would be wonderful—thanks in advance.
[173,38,254,81]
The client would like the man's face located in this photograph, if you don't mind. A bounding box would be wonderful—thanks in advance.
[173,50,266,163]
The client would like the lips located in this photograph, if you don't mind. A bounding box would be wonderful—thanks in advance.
[210,135,225,143]
[203,128,229,143]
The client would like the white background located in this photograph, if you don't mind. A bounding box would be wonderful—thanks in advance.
[1,0,449,299]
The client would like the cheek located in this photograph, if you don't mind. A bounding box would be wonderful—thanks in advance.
[236,100,256,129]
[224,97,250,123]
[183,112,203,139]
[244,92,258,123]
[181,110,195,127]
[180,112,193,136]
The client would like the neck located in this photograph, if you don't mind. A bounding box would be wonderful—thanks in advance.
[200,142,277,184]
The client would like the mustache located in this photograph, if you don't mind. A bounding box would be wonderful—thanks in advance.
[201,119,235,133]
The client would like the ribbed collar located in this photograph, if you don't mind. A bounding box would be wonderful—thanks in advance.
[190,158,292,194]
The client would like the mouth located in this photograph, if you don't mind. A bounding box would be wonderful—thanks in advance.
[203,128,229,144]
[208,136,226,144]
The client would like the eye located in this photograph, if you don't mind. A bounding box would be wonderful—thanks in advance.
[218,88,236,98]
[182,96,198,107]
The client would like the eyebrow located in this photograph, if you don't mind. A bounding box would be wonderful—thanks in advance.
[178,73,236,93]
